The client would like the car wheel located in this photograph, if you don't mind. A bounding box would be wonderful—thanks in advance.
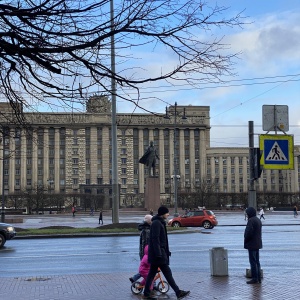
[0,233,6,248]
[203,221,211,229]
[172,221,181,228]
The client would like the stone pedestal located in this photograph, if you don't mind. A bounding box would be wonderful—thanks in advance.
[144,177,161,211]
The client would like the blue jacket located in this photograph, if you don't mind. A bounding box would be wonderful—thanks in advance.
[244,207,262,250]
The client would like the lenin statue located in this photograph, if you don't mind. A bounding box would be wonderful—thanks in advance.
[139,141,159,177]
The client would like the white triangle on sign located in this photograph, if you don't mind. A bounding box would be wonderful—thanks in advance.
[266,141,287,161]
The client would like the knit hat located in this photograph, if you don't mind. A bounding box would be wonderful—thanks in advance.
[144,214,152,223]
[158,206,169,216]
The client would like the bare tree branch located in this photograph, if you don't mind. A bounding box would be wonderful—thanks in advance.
[0,0,246,119]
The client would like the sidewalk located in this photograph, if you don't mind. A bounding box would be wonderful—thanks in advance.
[1,268,299,300]
[1,211,300,300]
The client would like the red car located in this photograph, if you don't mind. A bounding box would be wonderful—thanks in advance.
[168,210,218,229]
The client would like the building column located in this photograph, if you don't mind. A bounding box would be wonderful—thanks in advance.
[20,130,27,189]
[102,127,110,185]
[199,130,206,179]
[43,128,49,186]
[54,128,60,192]
[159,129,165,193]
[242,157,248,192]
[90,126,97,184]
[8,128,15,193]
[219,156,224,192]
[189,130,195,184]
[179,129,185,186]
[31,129,38,187]
[138,129,145,193]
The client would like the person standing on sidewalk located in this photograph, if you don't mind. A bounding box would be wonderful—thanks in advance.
[143,206,190,300]
[244,207,263,284]
[259,207,265,220]
[99,210,103,225]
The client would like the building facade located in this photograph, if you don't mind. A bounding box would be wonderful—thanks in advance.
[0,98,299,209]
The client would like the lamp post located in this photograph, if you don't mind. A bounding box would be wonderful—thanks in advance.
[110,0,119,223]
[1,132,5,222]
[165,102,187,216]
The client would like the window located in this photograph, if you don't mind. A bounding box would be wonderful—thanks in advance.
[15,159,21,165]
[38,168,43,175]
[15,179,20,186]
[73,148,78,155]
[73,138,78,145]
[60,159,65,165]
[86,159,90,164]
[16,169,20,175]
[49,158,54,165]
[121,148,127,155]
[27,158,32,165]
[134,179,138,185]
[121,138,126,145]
[73,158,79,164]
[4,169,9,175]
[86,179,90,184]
[121,158,127,164]
[73,168,78,175]
[73,178,78,185]
[121,178,127,185]
[27,179,32,186]
[27,169,32,175]
[121,168,126,174]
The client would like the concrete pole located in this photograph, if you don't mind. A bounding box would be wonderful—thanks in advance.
[1,130,5,223]
[110,0,119,223]
[248,121,257,209]
[173,102,178,215]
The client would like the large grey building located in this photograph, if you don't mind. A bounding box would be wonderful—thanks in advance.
[0,97,299,209]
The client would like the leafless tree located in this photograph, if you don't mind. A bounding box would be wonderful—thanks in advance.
[0,0,245,122]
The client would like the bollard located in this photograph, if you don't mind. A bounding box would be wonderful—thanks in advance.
[209,247,228,276]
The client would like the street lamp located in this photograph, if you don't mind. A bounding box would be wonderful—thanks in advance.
[164,102,187,216]
[1,126,8,223]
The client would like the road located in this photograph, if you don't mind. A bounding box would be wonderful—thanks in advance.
[1,224,300,278]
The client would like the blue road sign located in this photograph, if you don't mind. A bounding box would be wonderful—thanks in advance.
[259,134,294,170]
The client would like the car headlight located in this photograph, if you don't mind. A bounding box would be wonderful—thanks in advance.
[7,226,15,232]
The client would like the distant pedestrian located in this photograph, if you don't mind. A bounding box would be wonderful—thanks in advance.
[244,207,263,284]
[99,210,103,225]
[293,205,298,218]
[72,206,76,217]
[142,206,190,299]
[90,207,94,216]
[244,207,248,221]
[259,208,265,220]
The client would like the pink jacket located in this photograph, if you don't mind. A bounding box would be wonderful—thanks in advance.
[139,245,150,279]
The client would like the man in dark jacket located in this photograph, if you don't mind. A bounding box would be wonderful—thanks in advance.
[143,206,190,300]
[244,207,263,284]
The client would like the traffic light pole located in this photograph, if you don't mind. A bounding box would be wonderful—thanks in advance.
[248,121,257,209]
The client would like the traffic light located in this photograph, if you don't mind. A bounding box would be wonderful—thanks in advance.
[253,147,263,180]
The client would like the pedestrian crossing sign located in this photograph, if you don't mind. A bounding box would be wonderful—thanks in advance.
[259,134,294,170]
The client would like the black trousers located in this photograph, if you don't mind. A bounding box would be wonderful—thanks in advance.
[144,262,179,296]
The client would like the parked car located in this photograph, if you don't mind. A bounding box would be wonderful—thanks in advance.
[0,222,16,248]
[168,209,218,229]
